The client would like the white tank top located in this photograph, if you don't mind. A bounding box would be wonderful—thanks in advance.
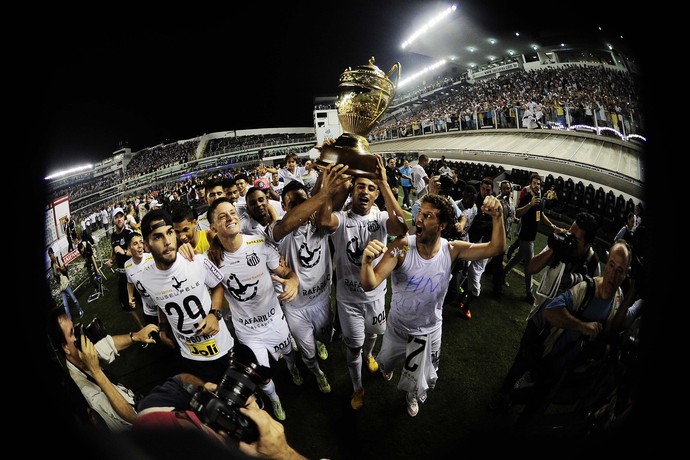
[389,234,452,334]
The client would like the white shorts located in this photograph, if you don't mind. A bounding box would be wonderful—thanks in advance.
[337,297,386,349]
[237,314,293,367]
[284,300,333,360]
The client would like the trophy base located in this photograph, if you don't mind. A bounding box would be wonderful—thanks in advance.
[315,133,378,179]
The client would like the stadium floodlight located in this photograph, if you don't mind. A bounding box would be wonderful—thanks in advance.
[44,164,93,181]
[397,59,447,89]
[401,4,457,49]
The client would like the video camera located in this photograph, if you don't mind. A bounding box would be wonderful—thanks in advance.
[188,343,264,443]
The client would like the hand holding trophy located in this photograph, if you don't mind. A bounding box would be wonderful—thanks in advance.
[315,57,401,179]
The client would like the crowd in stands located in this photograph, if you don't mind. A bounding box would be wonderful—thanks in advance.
[373,64,642,139]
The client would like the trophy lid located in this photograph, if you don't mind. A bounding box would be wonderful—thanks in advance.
[338,56,397,95]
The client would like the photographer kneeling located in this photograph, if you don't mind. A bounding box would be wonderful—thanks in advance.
[47,306,159,431]
[489,212,601,411]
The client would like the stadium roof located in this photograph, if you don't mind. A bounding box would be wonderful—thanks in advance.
[399,4,638,76]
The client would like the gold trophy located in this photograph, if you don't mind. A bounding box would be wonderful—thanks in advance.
[316,57,401,178]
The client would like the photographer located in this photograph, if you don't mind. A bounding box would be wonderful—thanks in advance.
[47,306,159,431]
[500,173,559,304]
[489,212,601,411]
[133,347,306,460]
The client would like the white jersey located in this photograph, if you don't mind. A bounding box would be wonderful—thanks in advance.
[124,253,158,317]
[388,234,452,335]
[267,220,332,310]
[240,200,285,243]
[329,209,389,302]
[278,167,306,187]
[136,253,233,362]
[215,235,287,340]
[411,164,428,198]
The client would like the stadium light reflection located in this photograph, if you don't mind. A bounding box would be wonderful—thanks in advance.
[398,59,447,88]
[401,4,457,49]
[44,164,93,181]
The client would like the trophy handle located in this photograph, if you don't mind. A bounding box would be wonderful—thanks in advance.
[387,62,401,89]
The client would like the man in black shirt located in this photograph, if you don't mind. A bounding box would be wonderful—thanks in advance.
[106,207,143,329]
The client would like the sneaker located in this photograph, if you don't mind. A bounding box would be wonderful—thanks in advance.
[289,365,303,386]
[272,399,286,421]
[406,396,419,417]
[316,341,328,361]
[381,369,393,381]
[365,355,379,373]
[458,301,472,320]
[351,389,365,410]
[316,372,331,394]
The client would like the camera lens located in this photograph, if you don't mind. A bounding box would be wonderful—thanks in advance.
[190,344,264,443]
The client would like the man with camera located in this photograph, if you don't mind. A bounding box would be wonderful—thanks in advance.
[489,211,601,412]
[500,173,559,304]
[132,362,307,459]
[47,307,159,431]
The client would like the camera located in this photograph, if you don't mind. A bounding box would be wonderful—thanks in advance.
[74,317,108,350]
[189,343,264,443]
[548,231,577,263]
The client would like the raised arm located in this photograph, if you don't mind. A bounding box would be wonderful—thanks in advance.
[360,238,403,291]
[374,155,407,237]
[271,164,349,241]
[316,164,352,232]
[450,195,505,262]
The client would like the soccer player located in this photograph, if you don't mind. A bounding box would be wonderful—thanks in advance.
[207,197,302,421]
[360,193,505,417]
[317,154,408,410]
[137,209,234,384]
[266,164,351,394]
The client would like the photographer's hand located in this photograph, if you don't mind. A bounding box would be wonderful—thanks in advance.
[134,324,159,346]
[78,335,101,375]
[239,396,306,460]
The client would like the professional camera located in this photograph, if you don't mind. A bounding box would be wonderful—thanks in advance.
[189,343,264,443]
[74,317,108,350]
[548,231,577,263]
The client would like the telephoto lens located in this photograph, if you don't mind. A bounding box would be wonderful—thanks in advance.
[189,343,264,443]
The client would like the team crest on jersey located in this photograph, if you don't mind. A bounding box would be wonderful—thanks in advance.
[171,276,187,290]
[246,252,260,267]
[226,273,258,302]
[367,220,380,232]
[346,235,363,266]
[299,242,321,268]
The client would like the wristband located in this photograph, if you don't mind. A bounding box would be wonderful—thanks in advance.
[129,332,136,344]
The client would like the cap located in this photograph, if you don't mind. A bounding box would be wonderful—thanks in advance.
[141,209,174,240]
[253,178,270,190]
[113,207,125,216]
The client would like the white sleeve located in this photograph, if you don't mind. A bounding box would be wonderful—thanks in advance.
[95,335,120,364]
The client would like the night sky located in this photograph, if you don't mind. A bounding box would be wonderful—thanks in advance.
[34,2,643,175]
